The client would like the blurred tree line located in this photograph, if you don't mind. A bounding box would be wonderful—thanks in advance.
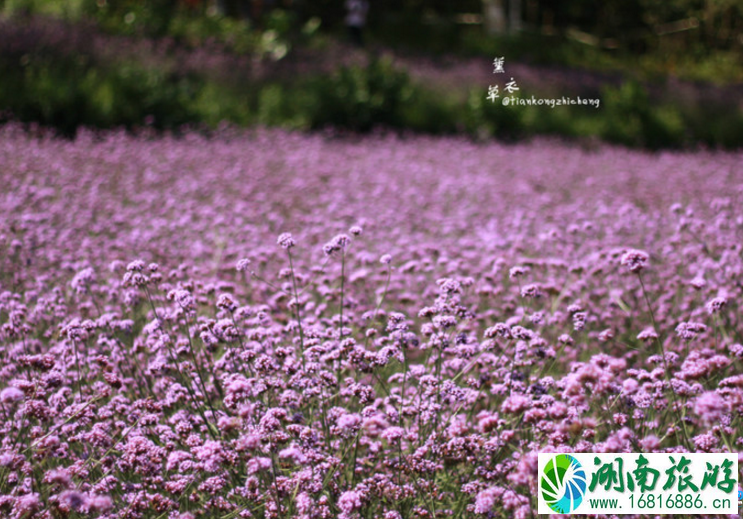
[2,0,739,54]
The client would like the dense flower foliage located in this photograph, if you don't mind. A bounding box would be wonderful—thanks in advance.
[1,125,742,518]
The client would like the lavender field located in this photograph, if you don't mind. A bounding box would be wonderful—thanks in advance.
[1,125,742,518]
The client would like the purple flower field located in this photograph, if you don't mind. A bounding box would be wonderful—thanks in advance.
[1,125,742,518]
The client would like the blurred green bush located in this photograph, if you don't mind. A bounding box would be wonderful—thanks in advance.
[309,57,414,132]
[600,81,685,149]
[1,42,742,149]
[0,54,201,135]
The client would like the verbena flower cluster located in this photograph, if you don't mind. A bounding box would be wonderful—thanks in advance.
[1,125,742,518]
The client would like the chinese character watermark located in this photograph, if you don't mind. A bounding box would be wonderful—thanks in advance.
[487,85,500,102]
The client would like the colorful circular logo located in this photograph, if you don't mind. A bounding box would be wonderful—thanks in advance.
[540,454,587,513]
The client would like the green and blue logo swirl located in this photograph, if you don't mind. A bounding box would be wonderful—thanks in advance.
[540,454,587,513]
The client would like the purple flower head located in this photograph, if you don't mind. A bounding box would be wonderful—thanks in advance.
[474,487,499,514]
[126,259,146,272]
[620,249,649,272]
[502,394,531,414]
[71,267,95,294]
[169,289,195,311]
[279,445,307,465]
[338,490,363,513]
[520,283,542,298]
[14,494,41,515]
[296,493,313,514]
[433,315,457,329]
[122,261,149,286]
[193,440,225,472]
[381,426,405,442]
[277,233,296,249]
[694,391,728,424]
[45,468,72,488]
[705,296,727,314]
[572,311,587,331]
[485,323,511,339]
[337,413,362,433]
[0,386,24,404]
[437,278,462,295]
[89,495,113,512]
[510,326,533,341]
[676,321,707,341]
[690,276,707,289]
[217,293,238,312]
[166,450,192,471]
[637,328,658,342]
[59,490,87,511]
[236,258,251,272]
[323,234,351,256]
[694,433,719,451]
[638,435,660,452]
